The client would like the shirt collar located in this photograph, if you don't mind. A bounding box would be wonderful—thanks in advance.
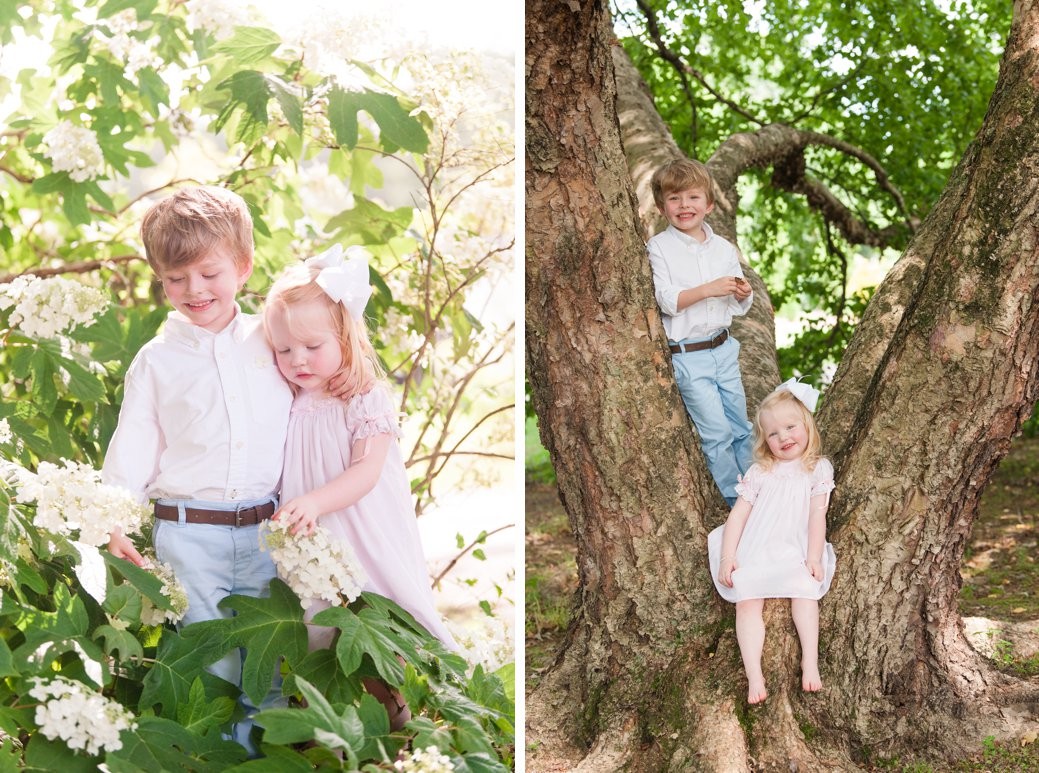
[163,304,250,344]
[668,221,715,247]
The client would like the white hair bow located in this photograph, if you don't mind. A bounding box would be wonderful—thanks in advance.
[304,244,373,321]
[778,377,820,413]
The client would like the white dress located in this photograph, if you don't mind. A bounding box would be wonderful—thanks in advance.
[707,458,836,603]
[280,385,457,649]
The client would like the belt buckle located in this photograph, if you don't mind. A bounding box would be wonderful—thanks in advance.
[235,503,243,528]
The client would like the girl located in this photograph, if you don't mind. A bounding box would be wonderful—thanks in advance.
[263,245,458,721]
[707,379,836,705]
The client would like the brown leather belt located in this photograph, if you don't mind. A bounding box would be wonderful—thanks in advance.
[669,330,728,354]
[154,500,276,527]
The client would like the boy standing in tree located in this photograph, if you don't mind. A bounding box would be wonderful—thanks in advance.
[647,158,754,506]
[103,185,293,754]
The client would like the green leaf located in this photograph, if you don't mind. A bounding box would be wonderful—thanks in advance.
[315,604,407,683]
[327,87,429,153]
[95,623,145,662]
[324,199,413,245]
[57,355,107,403]
[283,648,363,706]
[136,66,170,114]
[138,628,226,717]
[22,736,98,773]
[104,553,180,619]
[211,579,308,705]
[255,676,364,754]
[214,70,272,144]
[30,172,71,194]
[267,75,303,135]
[212,27,281,66]
[176,677,236,736]
[0,637,17,678]
[111,715,246,771]
[61,186,91,226]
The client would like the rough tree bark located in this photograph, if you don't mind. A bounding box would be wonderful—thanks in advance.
[526,0,1039,770]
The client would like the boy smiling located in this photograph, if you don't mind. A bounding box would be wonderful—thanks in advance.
[647,158,754,507]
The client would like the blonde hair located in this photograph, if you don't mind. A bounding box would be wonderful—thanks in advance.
[751,388,823,472]
[140,186,254,273]
[651,158,717,209]
[263,263,384,400]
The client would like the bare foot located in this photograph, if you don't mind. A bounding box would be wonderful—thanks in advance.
[802,664,822,692]
[747,677,768,704]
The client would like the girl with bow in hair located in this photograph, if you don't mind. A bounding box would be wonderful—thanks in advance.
[707,379,836,705]
[263,245,458,727]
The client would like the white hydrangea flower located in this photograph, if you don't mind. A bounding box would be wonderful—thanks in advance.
[29,676,137,756]
[393,745,456,773]
[0,419,10,445]
[41,121,105,182]
[138,552,189,625]
[185,0,253,40]
[262,517,367,606]
[9,459,148,547]
[0,275,108,340]
[448,613,514,675]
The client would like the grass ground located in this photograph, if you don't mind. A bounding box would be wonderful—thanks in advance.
[524,425,1039,768]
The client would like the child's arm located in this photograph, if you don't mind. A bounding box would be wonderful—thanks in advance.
[276,432,393,535]
[103,360,160,568]
[805,493,829,580]
[717,497,753,587]
[674,276,747,313]
[108,527,146,567]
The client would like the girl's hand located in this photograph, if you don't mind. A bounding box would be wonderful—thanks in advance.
[275,495,323,536]
[718,558,737,588]
[806,559,824,581]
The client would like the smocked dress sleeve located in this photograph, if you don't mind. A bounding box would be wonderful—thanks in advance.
[734,464,764,504]
[345,386,403,443]
[811,458,836,498]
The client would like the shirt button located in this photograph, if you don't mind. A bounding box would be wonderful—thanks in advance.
[236,441,244,449]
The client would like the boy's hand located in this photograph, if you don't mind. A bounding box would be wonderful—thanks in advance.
[275,495,323,536]
[326,372,350,400]
[108,531,146,567]
[704,276,744,299]
[733,276,752,300]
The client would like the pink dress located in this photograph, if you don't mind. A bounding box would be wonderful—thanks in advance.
[280,385,457,649]
[707,458,836,603]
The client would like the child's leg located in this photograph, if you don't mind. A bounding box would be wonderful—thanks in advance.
[672,350,743,502]
[735,598,768,704]
[714,338,753,474]
[790,598,822,692]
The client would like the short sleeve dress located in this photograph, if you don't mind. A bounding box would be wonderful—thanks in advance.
[280,386,457,649]
[707,458,836,603]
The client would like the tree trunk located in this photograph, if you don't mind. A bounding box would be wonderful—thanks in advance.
[526,0,1039,770]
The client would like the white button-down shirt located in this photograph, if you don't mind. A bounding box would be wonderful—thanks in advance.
[102,309,293,503]
[647,223,753,342]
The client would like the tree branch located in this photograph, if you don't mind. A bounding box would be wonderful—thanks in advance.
[0,255,144,284]
[430,523,513,588]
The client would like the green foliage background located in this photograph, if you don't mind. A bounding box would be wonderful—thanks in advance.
[614,0,1008,380]
[1,0,514,769]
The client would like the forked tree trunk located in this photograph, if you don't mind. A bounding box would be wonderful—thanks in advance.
[526,0,1039,770]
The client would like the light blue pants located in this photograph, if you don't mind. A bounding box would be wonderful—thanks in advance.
[153,495,283,756]
[670,335,754,505]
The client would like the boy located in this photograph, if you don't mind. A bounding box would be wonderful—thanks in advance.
[647,158,754,506]
[103,186,293,753]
